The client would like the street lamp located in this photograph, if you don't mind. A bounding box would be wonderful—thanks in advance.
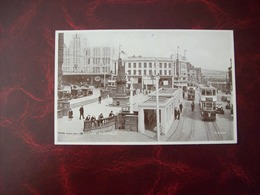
[156,74,160,142]
[130,77,134,114]
[154,58,160,142]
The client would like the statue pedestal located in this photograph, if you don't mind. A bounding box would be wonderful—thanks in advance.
[112,95,129,107]
[112,57,129,107]
[58,98,70,118]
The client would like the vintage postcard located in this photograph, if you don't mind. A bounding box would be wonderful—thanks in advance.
[54,30,237,145]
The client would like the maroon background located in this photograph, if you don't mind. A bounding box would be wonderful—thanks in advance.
[1,0,260,194]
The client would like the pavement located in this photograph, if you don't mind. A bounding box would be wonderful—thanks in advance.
[56,89,161,144]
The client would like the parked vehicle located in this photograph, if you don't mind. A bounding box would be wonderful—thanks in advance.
[226,102,231,109]
[216,105,224,114]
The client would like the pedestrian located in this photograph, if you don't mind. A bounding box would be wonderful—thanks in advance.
[98,96,101,104]
[174,107,178,120]
[109,111,114,117]
[177,109,180,120]
[85,115,91,121]
[79,105,84,120]
[68,108,73,120]
[91,115,96,127]
[179,103,183,113]
[191,101,195,112]
[98,113,104,126]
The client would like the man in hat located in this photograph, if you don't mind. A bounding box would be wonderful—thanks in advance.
[79,105,84,120]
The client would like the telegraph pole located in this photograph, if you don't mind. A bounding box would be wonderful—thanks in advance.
[130,77,134,114]
[156,74,160,142]
[154,59,160,142]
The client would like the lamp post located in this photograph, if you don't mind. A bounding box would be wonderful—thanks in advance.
[130,77,134,114]
[154,58,160,142]
[156,74,160,142]
[104,72,106,89]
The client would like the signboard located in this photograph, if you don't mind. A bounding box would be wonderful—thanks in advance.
[143,76,156,85]
[94,76,101,81]
[206,97,213,101]
[163,80,168,85]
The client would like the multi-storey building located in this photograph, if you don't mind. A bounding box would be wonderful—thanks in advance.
[187,63,202,84]
[122,56,173,90]
[62,34,115,87]
[112,55,196,91]
[61,35,202,90]
[174,57,188,90]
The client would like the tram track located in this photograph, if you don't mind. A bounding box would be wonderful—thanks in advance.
[204,121,210,141]
[167,101,194,142]
[187,111,196,141]
[212,121,223,140]
[203,120,223,141]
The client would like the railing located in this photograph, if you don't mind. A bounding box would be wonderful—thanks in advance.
[83,116,116,132]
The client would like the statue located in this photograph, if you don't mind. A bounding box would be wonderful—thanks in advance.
[112,58,129,106]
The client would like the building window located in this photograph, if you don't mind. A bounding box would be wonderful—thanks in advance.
[164,63,167,68]
[134,63,136,68]
[138,70,141,75]
[139,63,141,68]
[159,63,162,68]
[160,70,162,75]
[169,70,171,75]
[133,70,136,75]
[144,70,146,75]
[149,63,152,68]
[93,48,100,56]
[164,70,167,75]
[144,63,147,68]
[128,63,131,68]
[128,70,131,75]
[149,70,152,75]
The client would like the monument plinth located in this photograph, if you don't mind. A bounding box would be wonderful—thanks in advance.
[112,58,129,107]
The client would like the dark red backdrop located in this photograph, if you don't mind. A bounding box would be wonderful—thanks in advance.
[1,0,260,194]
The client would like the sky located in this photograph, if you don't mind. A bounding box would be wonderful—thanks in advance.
[59,30,234,71]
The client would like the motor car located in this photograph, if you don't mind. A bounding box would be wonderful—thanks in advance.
[216,105,224,114]
[221,96,228,102]
[226,102,231,109]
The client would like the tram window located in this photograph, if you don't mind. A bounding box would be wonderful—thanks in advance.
[206,102,212,109]
[206,89,212,95]
[213,103,216,110]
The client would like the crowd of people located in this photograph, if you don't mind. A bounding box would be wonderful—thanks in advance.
[67,106,115,127]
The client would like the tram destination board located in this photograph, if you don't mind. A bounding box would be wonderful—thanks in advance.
[55,29,237,145]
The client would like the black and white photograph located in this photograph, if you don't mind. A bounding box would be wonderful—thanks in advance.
[55,30,237,145]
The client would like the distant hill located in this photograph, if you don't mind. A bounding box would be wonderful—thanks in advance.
[201,69,227,79]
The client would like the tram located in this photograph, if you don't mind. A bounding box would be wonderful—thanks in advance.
[187,82,196,101]
[198,85,217,121]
